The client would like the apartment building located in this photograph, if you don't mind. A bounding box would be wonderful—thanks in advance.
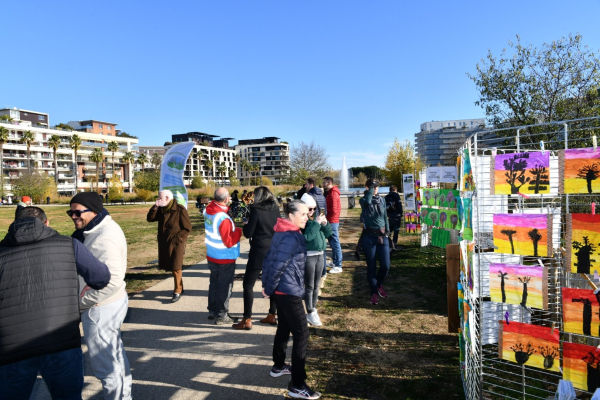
[0,117,138,195]
[141,132,238,186]
[68,120,118,136]
[234,137,290,185]
[0,107,49,127]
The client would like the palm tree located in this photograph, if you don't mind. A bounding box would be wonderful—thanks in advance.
[70,134,82,193]
[20,130,35,173]
[240,159,250,184]
[122,151,135,191]
[107,141,119,179]
[137,153,149,170]
[0,126,9,194]
[205,159,214,182]
[90,148,104,192]
[228,168,236,179]
[217,163,227,183]
[151,153,163,170]
[48,135,62,186]
[250,163,260,185]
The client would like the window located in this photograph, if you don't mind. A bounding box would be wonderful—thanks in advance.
[98,124,103,128]
[38,115,45,120]
[107,126,112,130]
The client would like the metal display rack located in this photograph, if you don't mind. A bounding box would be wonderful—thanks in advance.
[440,117,600,399]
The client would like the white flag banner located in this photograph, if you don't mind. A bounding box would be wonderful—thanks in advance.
[159,142,195,208]
[403,174,416,211]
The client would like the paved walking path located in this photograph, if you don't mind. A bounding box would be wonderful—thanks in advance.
[33,196,353,399]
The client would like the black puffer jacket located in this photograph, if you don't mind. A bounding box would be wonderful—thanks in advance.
[0,218,80,366]
[308,186,327,216]
[243,199,280,271]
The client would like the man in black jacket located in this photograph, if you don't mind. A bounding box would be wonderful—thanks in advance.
[0,206,110,400]
[385,185,403,248]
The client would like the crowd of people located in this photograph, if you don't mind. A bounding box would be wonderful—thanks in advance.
[0,175,402,400]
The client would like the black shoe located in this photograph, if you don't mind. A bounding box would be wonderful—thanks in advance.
[215,315,239,325]
[208,314,216,320]
[171,293,181,303]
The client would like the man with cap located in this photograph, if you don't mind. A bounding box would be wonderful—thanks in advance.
[15,195,32,219]
[204,187,243,324]
[359,178,390,305]
[69,192,132,400]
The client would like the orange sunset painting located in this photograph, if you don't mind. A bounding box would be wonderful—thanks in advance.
[560,147,600,194]
[498,321,559,372]
[562,287,600,337]
[493,214,552,257]
[566,214,600,273]
[563,342,600,392]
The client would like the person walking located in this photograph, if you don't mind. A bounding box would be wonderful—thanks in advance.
[262,200,321,399]
[232,186,280,330]
[147,189,192,303]
[322,176,342,274]
[359,178,390,305]
[69,192,133,400]
[300,194,332,327]
[384,185,403,249]
[0,206,110,400]
[204,187,243,324]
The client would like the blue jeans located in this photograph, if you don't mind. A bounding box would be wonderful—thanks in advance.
[361,233,390,295]
[0,347,83,400]
[328,223,343,268]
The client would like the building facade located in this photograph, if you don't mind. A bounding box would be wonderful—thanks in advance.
[415,118,486,166]
[234,137,290,185]
[1,118,138,196]
[0,107,49,127]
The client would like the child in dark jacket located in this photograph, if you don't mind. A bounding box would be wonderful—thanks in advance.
[262,200,321,400]
[300,193,332,326]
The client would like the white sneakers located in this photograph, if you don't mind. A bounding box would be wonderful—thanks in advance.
[306,310,322,326]
[329,266,342,274]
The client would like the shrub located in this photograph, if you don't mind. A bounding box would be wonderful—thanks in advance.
[107,175,124,201]
[191,176,206,189]
[134,188,156,202]
[134,171,160,191]
[11,172,57,203]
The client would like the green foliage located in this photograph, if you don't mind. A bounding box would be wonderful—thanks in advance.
[383,139,417,190]
[134,171,160,191]
[134,188,156,202]
[117,131,138,139]
[55,123,74,131]
[229,177,240,186]
[108,175,124,200]
[191,176,206,189]
[261,176,273,186]
[12,171,57,203]
[0,115,13,121]
[350,166,386,181]
[468,33,600,144]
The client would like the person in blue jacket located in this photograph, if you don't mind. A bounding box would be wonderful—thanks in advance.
[262,200,321,400]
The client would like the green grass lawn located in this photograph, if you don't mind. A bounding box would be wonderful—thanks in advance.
[0,203,209,294]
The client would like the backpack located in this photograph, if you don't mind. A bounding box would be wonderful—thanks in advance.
[385,194,396,212]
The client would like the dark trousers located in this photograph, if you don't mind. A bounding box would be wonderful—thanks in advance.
[304,253,324,312]
[207,260,236,318]
[389,217,401,245]
[362,233,390,295]
[242,268,276,318]
[273,294,309,387]
[0,347,84,400]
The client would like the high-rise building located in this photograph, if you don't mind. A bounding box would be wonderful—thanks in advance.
[234,137,290,185]
[415,119,485,166]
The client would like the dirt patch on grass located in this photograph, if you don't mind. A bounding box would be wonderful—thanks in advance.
[306,209,463,399]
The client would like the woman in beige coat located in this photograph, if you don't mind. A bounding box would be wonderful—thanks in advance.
[147,190,192,302]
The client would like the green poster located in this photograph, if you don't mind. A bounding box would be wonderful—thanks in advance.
[432,228,451,248]
[439,189,460,209]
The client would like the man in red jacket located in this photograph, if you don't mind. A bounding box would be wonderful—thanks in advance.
[323,176,343,274]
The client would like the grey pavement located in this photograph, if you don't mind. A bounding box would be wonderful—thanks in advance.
[32,196,352,399]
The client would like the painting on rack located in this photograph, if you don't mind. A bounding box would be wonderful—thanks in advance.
[562,287,600,337]
[462,146,475,192]
[563,342,600,392]
[422,189,439,207]
[489,263,548,310]
[491,152,550,195]
[493,214,552,257]
[431,228,451,248]
[460,197,473,241]
[438,189,460,209]
[560,147,600,194]
[566,214,600,273]
[498,321,560,372]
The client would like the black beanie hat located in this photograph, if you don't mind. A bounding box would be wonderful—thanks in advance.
[70,192,104,214]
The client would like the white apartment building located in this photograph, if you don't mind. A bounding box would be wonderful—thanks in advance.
[0,118,138,196]
[234,137,289,185]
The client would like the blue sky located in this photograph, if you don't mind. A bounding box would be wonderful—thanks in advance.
[2,1,600,169]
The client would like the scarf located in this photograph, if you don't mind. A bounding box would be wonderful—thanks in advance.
[71,208,110,243]
[161,199,175,213]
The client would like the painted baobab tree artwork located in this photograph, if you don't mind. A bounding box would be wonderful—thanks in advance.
[560,147,600,194]
[563,342,600,392]
[566,214,600,273]
[439,189,459,209]
[493,214,552,257]
[438,209,461,230]
[562,287,600,337]
[489,263,548,309]
[491,152,551,195]
[498,321,559,372]
[420,208,439,227]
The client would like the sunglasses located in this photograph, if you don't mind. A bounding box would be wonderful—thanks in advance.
[66,209,92,217]
[308,208,316,211]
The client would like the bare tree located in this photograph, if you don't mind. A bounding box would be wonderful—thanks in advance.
[289,141,331,185]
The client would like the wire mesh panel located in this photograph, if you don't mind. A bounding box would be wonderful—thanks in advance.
[451,116,600,399]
